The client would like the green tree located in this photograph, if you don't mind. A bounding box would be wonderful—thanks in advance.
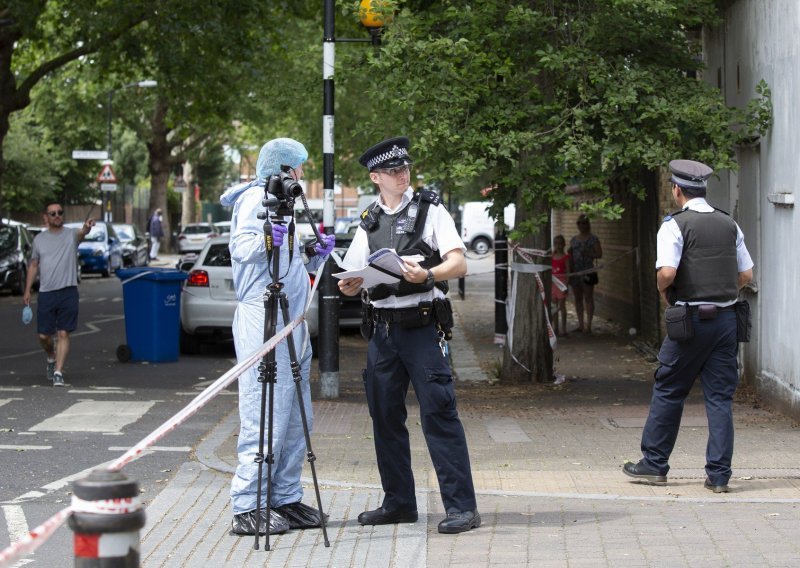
[345,0,769,382]
[0,1,153,217]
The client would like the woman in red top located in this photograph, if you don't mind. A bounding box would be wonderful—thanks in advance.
[550,235,569,337]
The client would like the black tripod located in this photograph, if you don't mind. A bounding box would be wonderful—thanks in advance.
[252,199,329,551]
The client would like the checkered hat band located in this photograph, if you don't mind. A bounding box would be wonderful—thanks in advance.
[367,145,409,170]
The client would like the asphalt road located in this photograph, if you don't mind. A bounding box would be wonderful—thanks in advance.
[0,274,237,566]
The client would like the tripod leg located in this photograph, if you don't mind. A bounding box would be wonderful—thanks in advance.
[278,294,330,547]
[254,291,280,551]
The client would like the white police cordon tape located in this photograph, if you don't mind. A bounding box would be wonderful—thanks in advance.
[70,495,143,515]
[0,506,73,567]
[0,260,327,568]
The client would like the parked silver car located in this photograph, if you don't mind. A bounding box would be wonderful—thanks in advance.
[179,234,330,354]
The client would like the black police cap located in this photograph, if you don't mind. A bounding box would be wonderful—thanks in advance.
[358,136,413,171]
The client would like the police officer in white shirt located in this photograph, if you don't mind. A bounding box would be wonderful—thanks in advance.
[623,159,754,493]
[338,136,480,534]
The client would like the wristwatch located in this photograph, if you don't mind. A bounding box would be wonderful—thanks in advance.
[424,269,435,289]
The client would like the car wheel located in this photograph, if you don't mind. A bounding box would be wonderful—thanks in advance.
[180,327,201,355]
[11,266,25,295]
[472,237,492,255]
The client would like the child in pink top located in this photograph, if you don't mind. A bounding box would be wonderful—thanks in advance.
[551,235,570,337]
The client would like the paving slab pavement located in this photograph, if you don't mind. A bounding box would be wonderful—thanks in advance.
[140,253,800,567]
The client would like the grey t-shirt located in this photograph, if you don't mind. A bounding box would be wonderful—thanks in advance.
[31,227,81,292]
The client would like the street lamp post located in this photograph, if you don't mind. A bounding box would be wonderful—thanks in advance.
[319,0,386,399]
[105,80,157,222]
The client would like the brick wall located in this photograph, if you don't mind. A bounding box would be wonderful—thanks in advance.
[551,171,670,343]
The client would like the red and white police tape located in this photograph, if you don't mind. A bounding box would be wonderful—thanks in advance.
[0,264,326,568]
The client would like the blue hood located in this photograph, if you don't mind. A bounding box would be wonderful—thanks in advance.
[219,179,265,208]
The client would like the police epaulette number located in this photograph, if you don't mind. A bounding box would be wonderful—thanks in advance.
[417,189,440,206]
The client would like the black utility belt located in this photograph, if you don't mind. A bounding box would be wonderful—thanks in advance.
[665,302,749,343]
[687,304,737,317]
[374,305,433,325]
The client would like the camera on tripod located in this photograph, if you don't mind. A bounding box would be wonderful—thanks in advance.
[260,166,303,217]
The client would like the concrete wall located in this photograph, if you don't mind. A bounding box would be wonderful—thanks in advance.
[703,0,800,417]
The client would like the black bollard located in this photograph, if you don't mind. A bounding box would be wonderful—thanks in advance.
[68,470,146,568]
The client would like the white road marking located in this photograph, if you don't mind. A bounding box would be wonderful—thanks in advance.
[68,390,136,395]
[0,398,23,407]
[5,491,44,504]
[174,391,237,396]
[40,459,117,491]
[107,446,191,452]
[0,388,23,392]
[2,505,29,543]
[29,400,157,433]
[0,445,52,451]
[0,316,124,360]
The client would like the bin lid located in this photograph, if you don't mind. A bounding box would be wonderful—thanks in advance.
[116,267,189,283]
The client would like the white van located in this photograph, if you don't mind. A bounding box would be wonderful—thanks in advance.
[460,201,516,254]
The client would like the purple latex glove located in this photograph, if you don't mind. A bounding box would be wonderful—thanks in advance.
[313,234,336,257]
[271,224,288,248]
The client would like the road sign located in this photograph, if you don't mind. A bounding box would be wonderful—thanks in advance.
[73,150,109,160]
[100,183,118,192]
[96,164,118,184]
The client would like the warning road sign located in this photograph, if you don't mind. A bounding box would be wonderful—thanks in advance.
[96,164,118,183]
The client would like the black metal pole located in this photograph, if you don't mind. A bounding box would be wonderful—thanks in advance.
[319,0,340,398]
[494,229,508,344]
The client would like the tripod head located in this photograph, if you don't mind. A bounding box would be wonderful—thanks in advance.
[256,165,326,258]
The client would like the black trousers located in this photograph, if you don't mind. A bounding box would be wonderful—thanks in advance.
[641,310,739,485]
[363,321,477,514]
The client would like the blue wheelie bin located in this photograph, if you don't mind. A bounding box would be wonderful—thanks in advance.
[116,267,188,362]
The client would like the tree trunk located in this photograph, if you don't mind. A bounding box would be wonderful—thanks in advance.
[180,161,195,227]
[501,200,553,383]
[147,98,175,252]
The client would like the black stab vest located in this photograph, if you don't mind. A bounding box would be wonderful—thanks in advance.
[670,208,739,303]
[361,190,449,301]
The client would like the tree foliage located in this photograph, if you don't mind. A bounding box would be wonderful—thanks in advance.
[342,0,771,382]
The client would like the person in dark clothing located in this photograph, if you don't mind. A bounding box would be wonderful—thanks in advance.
[623,159,754,493]
[148,208,164,260]
[338,136,480,534]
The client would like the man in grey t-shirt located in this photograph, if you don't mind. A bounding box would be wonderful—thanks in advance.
[23,201,93,386]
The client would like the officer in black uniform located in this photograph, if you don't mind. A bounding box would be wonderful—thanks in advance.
[623,159,754,493]
[338,136,480,534]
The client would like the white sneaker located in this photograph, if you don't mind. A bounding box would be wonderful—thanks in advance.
[53,372,64,387]
[46,359,56,382]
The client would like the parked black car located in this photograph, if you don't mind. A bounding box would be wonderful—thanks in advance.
[0,220,34,295]
[113,223,150,267]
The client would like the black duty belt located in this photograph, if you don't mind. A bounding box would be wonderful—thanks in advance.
[687,304,737,312]
[373,306,423,324]
[687,303,737,320]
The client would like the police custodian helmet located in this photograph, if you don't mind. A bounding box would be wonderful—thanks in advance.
[358,136,414,171]
[669,159,713,190]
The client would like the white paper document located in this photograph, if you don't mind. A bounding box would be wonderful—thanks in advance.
[333,248,423,288]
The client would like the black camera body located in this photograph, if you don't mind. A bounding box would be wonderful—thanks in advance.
[262,166,303,217]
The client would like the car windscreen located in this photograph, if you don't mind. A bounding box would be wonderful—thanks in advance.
[113,225,134,241]
[184,225,213,234]
[81,226,107,242]
[202,243,232,267]
[0,226,17,253]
